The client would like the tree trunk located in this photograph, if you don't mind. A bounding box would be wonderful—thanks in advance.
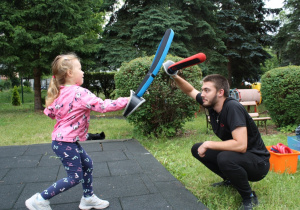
[227,56,233,87]
[33,67,43,111]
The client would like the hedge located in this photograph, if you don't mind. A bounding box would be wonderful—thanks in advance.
[261,65,300,127]
[114,55,202,137]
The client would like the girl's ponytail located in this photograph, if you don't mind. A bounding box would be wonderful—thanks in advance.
[45,53,79,107]
[45,77,60,107]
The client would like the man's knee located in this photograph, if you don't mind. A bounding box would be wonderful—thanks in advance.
[191,143,203,158]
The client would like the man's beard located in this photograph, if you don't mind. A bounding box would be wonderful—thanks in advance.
[202,94,218,109]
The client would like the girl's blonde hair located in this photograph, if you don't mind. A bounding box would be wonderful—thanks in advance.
[45,53,80,107]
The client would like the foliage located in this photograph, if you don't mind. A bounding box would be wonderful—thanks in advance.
[100,0,279,86]
[0,80,11,91]
[17,86,33,94]
[99,0,227,72]
[261,66,300,127]
[216,0,280,86]
[274,0,300,66]
[278,124,298,134]
[114,55,202,137]
[82,72,116,98]
[260,47,280,75]
[11,86,21,106]
[0,0,105,110]
[23,81,31,87]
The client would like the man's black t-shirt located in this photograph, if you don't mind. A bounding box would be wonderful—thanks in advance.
[196,93,269,156]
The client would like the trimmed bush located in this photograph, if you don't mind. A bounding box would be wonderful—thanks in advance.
[23,81,31,87]
[17,86,32,93]
[11,86,21,106]
[115,55,202,137]
[261,66,300,127]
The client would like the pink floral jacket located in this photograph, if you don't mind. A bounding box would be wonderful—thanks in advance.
[44,85,128,142]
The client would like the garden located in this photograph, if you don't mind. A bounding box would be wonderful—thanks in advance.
[1,1,300,209]
[0,76,299,209]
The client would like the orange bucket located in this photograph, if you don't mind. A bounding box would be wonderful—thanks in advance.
[266,146,300,174]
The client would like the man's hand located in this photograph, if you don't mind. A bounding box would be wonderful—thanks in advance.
[197,141,210,157]
[163,60,178,76]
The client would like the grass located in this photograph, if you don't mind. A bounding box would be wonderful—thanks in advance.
[0,103,133,146]
[1,90,299,209]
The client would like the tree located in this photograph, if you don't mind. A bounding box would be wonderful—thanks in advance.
[99,0,280,86]
[274,0,300,66]
[0,0,104,110]
[216,0,280,86]
[260,47,280,74]
[99,0,227,73]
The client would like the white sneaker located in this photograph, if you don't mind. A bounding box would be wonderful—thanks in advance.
[25,193,52,210]
[79,194,109,210]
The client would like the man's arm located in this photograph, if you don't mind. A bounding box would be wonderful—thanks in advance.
[197,126,248,157]
[172,75,200,100]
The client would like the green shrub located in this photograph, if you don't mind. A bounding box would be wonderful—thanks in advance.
[0,80,11,90]
[23,81,31,87]
[261,66,300,127]
[17,86,32,93]
[11,86,21,106]
[115,55,202,137]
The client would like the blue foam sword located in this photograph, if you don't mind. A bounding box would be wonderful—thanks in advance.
[123,29,174,117]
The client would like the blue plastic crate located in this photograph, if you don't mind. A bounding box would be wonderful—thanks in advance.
[287,136,300,160]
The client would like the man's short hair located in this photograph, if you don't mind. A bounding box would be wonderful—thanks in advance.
[203,74,230,97]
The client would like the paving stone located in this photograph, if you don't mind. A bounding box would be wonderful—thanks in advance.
[0,155,41,169]
[14,182,54,209]
[0,145,28,157]
[108,159,143,176]
[100,141,127,151]
[92,174,150,198]
[0,183,24,209]
[120,193,173,210]
[2,166,59,184]
[134,153,177,182]
[0,140,207,210]
[0,168,9,180]
[23,144,54,156]
[38,154,62,167]
[88,150,128,162]
[155,180,208,210]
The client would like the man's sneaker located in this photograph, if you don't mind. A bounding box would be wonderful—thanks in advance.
[211,179,232,187]
[25,193,52,210]
[79,194,109,210]
[239,191,259,210]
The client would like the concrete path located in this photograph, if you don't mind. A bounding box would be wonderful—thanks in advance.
[0,139,208,210]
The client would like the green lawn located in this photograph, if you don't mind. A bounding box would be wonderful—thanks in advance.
[0,90,299,209]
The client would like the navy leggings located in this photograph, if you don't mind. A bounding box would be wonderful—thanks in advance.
[41,141,93,200]
[191,142,270,200]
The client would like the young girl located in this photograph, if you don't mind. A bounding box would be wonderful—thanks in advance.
[25,53,128,210]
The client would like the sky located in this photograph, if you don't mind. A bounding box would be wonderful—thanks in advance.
[264,0,285,21]
[264,0,284,9]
